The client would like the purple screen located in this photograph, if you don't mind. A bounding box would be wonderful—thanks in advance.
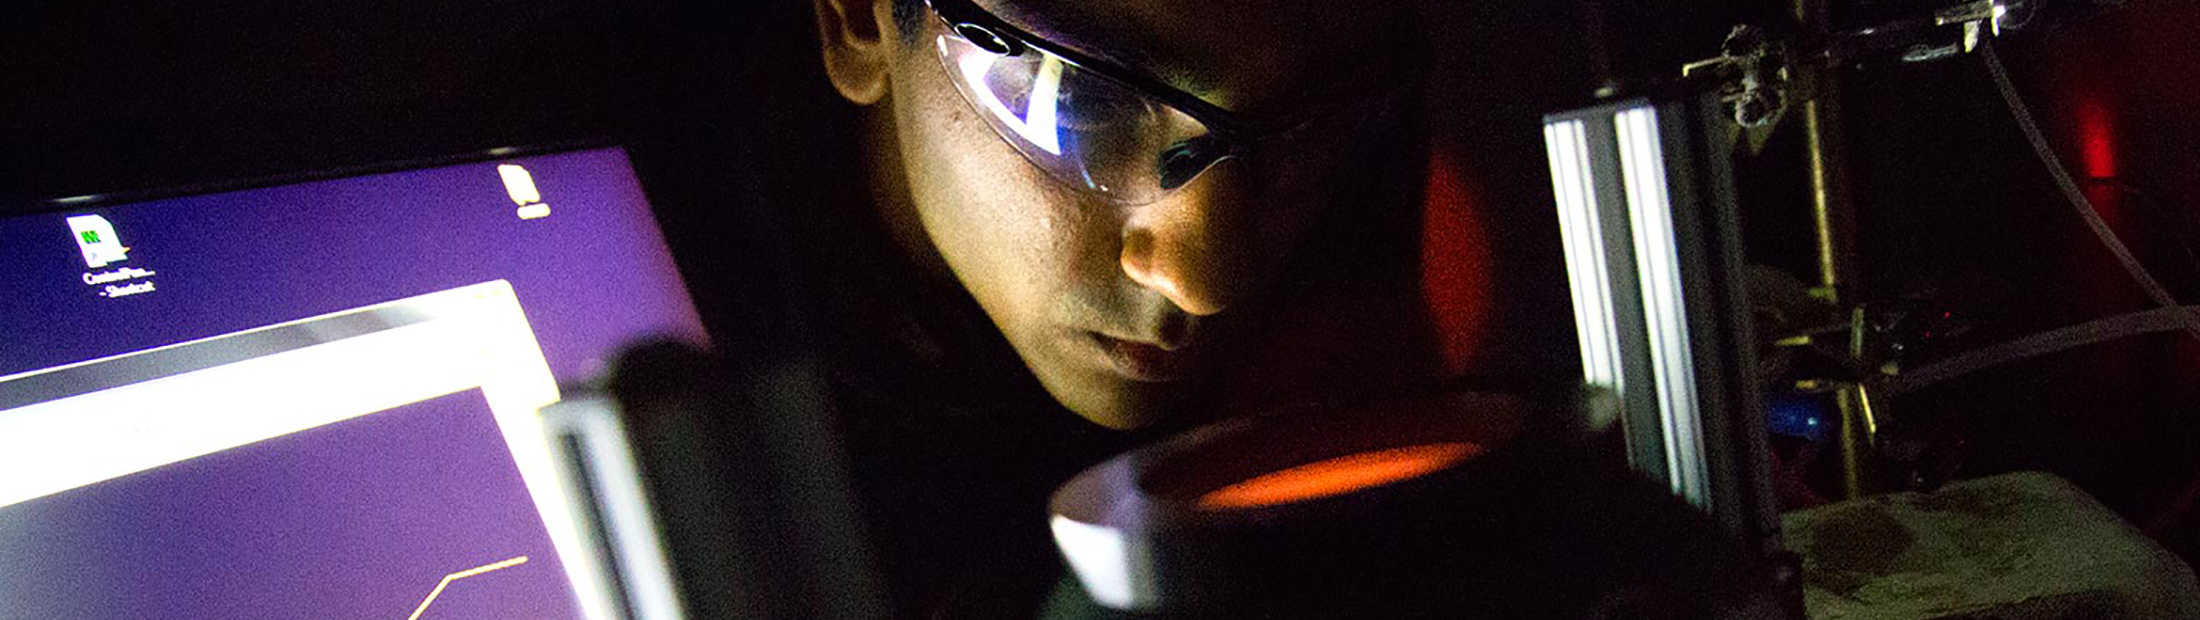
[0,390,581,618]
[0,146,705,379]
[0,147,705,618]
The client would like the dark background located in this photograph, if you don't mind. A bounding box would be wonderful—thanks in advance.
[4,0,2196,608]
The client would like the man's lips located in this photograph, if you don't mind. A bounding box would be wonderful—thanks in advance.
[1086,331,1196,382]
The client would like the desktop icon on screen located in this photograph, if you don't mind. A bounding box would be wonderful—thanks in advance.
[66,215,130,268]
[498,164,551,220]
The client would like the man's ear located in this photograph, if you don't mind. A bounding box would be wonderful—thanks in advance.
[814,0,898,105]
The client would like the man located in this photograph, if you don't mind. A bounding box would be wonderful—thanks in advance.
[808,0,1449,430]
[793,0,1469,614]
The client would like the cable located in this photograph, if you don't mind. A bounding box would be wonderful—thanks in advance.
[1979,41,2200,344]
[1884,305,2200,396]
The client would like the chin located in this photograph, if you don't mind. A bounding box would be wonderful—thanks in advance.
[1038,369,1187,431]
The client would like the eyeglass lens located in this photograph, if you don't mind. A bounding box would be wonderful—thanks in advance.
[935,33,1228,205]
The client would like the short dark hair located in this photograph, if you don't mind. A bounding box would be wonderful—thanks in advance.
[892,0,923,44]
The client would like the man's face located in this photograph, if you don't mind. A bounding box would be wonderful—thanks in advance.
[874,0,1396,429]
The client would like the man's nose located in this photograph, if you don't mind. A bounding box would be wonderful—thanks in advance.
[1118,160,1257,316]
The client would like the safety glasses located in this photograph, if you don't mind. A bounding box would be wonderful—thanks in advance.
[926,0,1395,206]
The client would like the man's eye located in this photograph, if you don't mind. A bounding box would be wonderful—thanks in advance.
[1055,88,1150,130]
[1155,137,1222,190]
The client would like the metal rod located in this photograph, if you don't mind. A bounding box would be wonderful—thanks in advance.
[1836,306,1879,499]
[1796,0,1873,502]
[1803,101,1857,302]
[1793,0,1859,304]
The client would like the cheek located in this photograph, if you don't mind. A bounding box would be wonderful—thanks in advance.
[891,60,1124,334]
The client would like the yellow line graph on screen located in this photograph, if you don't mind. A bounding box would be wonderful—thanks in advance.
[406,555,530,620]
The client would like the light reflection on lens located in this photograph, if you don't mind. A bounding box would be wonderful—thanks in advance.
[953,45,1066,155]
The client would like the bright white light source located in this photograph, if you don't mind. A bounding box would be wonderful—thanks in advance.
[1051,516,1138,609]
[1544,119,1626,396]
[956,46,1065,155]
[1613,106,1709,506]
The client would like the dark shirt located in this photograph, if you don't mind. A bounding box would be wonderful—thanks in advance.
[791,172,1135,617]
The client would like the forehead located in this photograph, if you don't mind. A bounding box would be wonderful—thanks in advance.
[973,0,1401,115]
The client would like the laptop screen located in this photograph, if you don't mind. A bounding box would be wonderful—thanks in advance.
[0,147,703,618]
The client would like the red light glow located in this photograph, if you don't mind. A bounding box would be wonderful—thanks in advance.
[2076,96,2117,180]
[1419,147,1494,376]
[1195,442,1480,510]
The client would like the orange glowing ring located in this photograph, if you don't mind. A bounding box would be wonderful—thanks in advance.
[1195,442,1483,510]
[1044,391,1539,612]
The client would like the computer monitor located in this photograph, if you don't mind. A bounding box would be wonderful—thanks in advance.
[0,146,702,619]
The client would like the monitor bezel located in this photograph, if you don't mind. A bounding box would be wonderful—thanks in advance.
[4,139,616,218]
